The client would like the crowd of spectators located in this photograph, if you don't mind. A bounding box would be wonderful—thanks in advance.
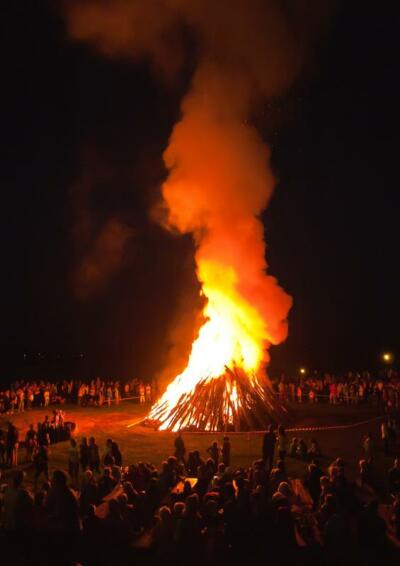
[271,369,400,411]
[1,371,400,563]
[1,427,400,565]
[0,378,153,415]
[1,369,398,418]
[0,410,72,471]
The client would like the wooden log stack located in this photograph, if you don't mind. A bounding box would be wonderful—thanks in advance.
[146,367,289,432]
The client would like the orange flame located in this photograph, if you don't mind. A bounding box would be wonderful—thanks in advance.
[149,67,292,431]
[149,257,289,430]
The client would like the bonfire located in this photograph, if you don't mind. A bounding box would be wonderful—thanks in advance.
[66,0,300,434]
[147,262,289,432]
[148,365,287,432]
[143,12,293,432]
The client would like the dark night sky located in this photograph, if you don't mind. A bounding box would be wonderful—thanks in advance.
[1,2,399,381]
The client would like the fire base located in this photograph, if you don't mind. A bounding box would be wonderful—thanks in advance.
[147,366,289,432]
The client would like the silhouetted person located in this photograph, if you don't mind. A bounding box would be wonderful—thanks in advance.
[304,462,323,509]
[277,425,288,461]
[111,440,122,467]
[174,432,186,463]
[88,436,100,472]
[180,493,203,554]
[80,437,90,471]
[46,469,80,535]
[33,444,49,490]
[98,467,116,500]
[152,505,175,558]
[82,504,104,565]
[104,438,114,467]
[2,470,33,532]
[68,438,79,484]
[262,425,276,470]
[388,458,400,495]
[6,422,19,467]
[308,438,322,460]
[0,428,6,466]
[222,436,231,467]
[80,470,99,515]
[207,441,220,467]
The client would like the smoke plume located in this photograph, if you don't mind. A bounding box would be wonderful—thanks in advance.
[70,155,134,300]
[65,0,332,372]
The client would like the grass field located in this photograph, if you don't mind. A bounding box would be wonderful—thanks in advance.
[1,399,394,489]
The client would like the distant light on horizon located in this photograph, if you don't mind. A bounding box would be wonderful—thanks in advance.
[382,352,393,364]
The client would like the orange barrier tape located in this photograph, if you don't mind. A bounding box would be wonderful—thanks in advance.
[285,414,385,433]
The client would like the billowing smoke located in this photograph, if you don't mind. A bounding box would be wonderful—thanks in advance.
[64,0,332,377]
[70,154,134,300]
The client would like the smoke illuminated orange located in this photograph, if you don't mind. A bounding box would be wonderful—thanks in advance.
[148,68,292,431]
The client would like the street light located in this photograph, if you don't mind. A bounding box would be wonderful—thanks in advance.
[382,352,393,364]
[299,367,306,376]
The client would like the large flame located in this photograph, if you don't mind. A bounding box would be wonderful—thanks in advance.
[149,259,283,430]
[147,66,292,431]
[145,61,294,430]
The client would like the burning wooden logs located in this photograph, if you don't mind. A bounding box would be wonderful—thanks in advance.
[146,367,289,431]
